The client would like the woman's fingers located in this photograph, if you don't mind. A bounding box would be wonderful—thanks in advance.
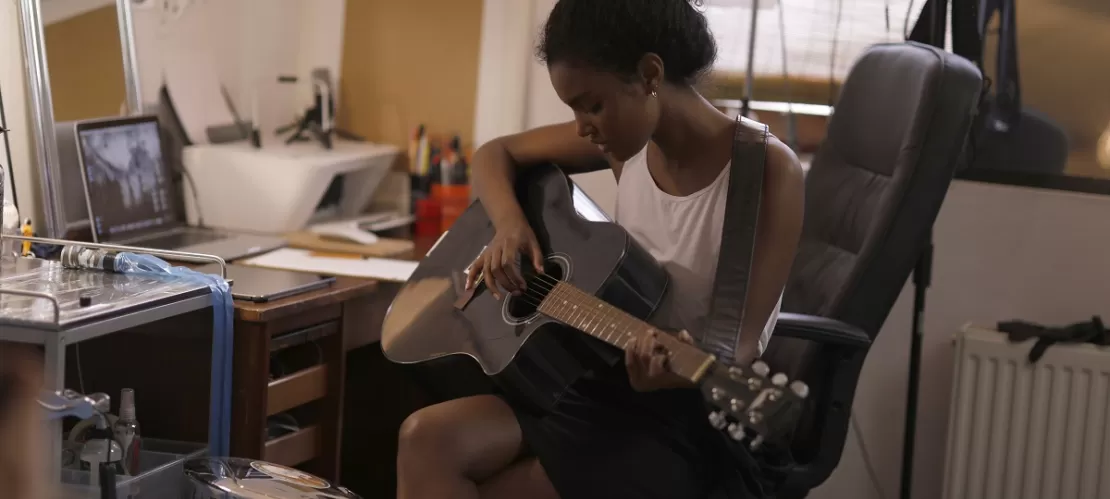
[527,237,545,274]
[464,258,478,290]
[504,249,528,292]
[485,249,504,299]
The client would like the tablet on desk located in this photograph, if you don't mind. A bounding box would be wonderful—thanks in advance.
[194,263,336,303]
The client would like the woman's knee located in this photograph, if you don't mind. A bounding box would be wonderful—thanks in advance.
[399,406,448,448]
[396,396,524,478]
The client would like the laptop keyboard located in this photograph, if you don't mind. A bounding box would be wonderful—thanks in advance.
[139,231,227,249]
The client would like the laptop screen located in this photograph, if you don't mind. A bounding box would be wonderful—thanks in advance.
[77,117,180,242]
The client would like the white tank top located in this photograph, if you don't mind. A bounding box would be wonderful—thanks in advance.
[613,145,781,355]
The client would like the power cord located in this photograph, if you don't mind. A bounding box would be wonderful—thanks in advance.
[851,409,888,499]
[903,0,917,39]
[827,0,845,107]
[179,166,205,228]
[76,343,86,395]
[775,0,798,150]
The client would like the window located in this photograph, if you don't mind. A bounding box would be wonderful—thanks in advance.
[702,0,945,104]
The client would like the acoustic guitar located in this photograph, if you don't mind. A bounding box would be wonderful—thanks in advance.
[381,163,808,447]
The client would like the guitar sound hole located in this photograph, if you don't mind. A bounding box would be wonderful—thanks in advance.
[504,255,569,324]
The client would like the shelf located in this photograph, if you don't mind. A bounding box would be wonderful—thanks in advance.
[264,425,321,468]
[267,364,328,416]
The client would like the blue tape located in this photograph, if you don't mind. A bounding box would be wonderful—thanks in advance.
[115,253,233,457]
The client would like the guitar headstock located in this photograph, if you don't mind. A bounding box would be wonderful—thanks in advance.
[699,360,808,449]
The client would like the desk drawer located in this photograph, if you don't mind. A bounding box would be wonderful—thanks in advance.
[270,321,340,353]
[267,365,328,416]
[264,425,321,467]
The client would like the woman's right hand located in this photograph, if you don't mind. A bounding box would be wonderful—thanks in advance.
[465,218,545,300]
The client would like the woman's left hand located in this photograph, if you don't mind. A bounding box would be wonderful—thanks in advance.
[626,331,696,392]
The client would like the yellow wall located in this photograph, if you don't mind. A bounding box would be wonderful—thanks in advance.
[44,6,126,122]
[338,0,484,156]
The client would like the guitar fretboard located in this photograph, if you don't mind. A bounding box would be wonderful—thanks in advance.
[537,282,716,382]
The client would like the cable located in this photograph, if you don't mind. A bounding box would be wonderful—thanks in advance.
[903,0,917,40]
[851,409,888,499]
[0,73,18,208]
[179,166,205,228]
[827,0,845,107]
[775,0,798,150]
[76,343,86,395]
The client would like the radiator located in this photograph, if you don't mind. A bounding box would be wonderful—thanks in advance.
[942,325,1110,499]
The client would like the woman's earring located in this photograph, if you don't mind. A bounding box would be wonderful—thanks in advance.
[651,88,658,98]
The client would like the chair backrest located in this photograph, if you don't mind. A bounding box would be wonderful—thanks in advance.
[762,42,983,467]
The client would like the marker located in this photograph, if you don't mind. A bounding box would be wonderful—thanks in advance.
[20,218,32,256]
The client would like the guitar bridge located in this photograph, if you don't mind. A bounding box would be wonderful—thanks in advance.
[453,272,484,311]
[454,252,486,311]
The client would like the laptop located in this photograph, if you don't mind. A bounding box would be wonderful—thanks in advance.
[76,115,285,261]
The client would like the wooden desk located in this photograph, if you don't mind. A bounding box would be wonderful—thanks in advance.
[67,275,378,484]
[230,276,377,481]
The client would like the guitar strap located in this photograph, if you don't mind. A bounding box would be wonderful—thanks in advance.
[698,116,768,366]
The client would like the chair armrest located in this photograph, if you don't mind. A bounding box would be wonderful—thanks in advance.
[773,313,871,349]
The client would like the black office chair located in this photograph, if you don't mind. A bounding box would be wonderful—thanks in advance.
[759,42,983,498]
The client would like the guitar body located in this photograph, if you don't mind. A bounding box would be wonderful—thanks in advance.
[381,163,670,411]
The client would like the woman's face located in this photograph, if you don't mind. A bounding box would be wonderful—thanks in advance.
[549,62,658,162]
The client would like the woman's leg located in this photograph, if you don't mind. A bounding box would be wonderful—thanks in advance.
[479,458,560,499]
[397,395,538,499]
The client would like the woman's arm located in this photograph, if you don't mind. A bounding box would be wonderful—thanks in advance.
[472,121,617,230]
[733,137,805,365]
[466,122,618,295]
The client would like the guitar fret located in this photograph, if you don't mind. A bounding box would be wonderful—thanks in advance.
[536,281,715,384]
[602,306,618,343]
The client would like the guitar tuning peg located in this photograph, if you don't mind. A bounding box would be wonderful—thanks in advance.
[751,360,770,377]
[708,411,728,430]
[727,366,744,381]
[749,435,765,451]
[727,423,747,442]
[790,380,810,399]
[771,373,788,387]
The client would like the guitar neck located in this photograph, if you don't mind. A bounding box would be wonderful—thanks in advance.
[537,281,717,383]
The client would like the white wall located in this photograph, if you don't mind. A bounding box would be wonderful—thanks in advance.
[1,0,41,223]
[6,0,346,227]
[473,0,617,212]
[474,2,1110,499]
[129,0,346,145]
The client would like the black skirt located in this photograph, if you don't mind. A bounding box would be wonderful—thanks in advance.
[500,362,780,499]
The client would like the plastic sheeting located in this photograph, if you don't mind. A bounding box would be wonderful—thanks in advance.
[114,253,233,457]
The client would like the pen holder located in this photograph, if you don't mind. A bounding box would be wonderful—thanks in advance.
[414,198,442,237]
[437,184,471,232]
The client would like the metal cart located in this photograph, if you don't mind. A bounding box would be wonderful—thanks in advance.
[0,236,229,489]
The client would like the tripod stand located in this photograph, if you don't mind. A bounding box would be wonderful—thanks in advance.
[275,70,364,149]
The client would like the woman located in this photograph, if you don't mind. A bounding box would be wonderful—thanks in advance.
[396,1,804,498]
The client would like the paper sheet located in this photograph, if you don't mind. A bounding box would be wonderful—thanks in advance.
[243,248,418,282]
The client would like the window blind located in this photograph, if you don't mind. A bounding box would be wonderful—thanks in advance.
[705,0,947,82]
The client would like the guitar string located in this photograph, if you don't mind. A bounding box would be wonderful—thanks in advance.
[477,263,704,376]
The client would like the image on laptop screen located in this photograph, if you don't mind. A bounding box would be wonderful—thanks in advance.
[78,118,179,242]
